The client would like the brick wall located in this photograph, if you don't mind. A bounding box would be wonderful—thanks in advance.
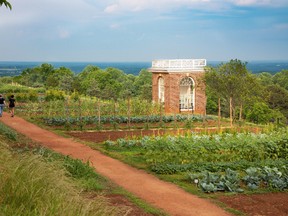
[151,71,206,114]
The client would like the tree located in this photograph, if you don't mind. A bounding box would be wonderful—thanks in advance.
[59,74,75,92]
[273,70,288,91]
[45,67,74,89]
[0,0,12,10]
[257,72,273,86]
[204,66,225,128]
[134,69,152,100]
[77,66,101,94]
[245,102,283,124]
[17,63,55,87]
[266,84,288,119]
[236,73,263,121]
[205,59,265,126]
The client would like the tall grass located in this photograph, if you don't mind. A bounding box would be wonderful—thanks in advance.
[0,122,17,141]
[0,141,128,216]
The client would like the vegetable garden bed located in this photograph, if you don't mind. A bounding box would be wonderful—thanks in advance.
[67,127,288,215]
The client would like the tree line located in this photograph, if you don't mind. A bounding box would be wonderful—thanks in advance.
[6,64,152,101]
[205,59,288,125]
[0,60,287,124]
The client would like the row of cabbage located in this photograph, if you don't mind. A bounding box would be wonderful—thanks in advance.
[104,128,288,192]
[188,166,288,193]
[42,114,212,126]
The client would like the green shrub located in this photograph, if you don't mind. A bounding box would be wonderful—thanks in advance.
[45,89,65,101]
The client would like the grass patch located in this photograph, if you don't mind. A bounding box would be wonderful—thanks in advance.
[0,141,126,216]
[0,122,18,141]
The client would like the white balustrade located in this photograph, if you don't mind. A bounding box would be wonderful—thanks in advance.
[151,59,206,71]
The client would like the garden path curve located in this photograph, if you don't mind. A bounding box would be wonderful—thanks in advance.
[0,113,230,216]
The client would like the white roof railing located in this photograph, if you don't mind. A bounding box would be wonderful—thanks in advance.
[151,59,206,71]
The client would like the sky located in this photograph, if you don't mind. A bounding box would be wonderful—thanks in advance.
[0,0,288,62]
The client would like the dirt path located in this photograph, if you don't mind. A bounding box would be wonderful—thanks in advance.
[0,113,230,216]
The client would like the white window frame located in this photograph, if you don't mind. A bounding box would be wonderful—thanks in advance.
[179,77,195,111]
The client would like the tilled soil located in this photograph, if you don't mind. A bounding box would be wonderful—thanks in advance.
[218,193,288,216]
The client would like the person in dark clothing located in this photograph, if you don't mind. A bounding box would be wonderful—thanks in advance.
[0,94,6,117]
[9,95,15,117]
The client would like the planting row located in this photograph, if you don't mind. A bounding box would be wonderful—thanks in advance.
[188,166,288,193]
[42,114,212,126]
[105,129,288,168]
[103,129,288,193]
[18,98,163,118]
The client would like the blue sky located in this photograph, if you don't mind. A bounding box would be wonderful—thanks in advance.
[0,0,288,62]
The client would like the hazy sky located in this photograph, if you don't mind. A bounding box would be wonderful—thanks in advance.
[0,0,288,62]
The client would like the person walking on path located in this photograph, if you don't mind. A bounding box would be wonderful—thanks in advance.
[8,95,16,117]
[0,94,6,117]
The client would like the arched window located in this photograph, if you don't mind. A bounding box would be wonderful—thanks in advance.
[179,77,195,111]
[158,77,165,103]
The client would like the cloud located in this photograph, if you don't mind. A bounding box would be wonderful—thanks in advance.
[104,4,119,13]
[230,0,270,6]
[0,0,100,27]
[103,0,288,14]
[103,0,220,14]
[228,0,288,7]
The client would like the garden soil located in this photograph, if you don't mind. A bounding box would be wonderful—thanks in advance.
[1,114,288,216]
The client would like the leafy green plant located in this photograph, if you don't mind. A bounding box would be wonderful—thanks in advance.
[45,89,65,101]
[199,171,220,193]
[218,168,243,193]
[262,166,287,190]
[184,119,194,129]
[242,167,263,190]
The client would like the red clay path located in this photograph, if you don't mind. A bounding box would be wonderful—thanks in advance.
[0,113,230,216]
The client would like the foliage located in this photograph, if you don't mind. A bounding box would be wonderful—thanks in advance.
[266,84,288,119]
[242,167,263,190]
[0,122,17,141]
[0,143,124,216]
[6,61,287,124]
[103,128,288,193]
[199,171,220,193]
[197,169,243,193]
[245,102,284,124]
[45,89,65,101]
[205,59,262,124]
[0,0,11,9]
[14,63,152,100]
[105,129,288,173]
[42,113,210,126]
[134,69,152,100]
[262,166,287,190]
[219,168,244,192]
[35,148,105,191]
[205,61,288,123]
[0,83,44,94]
[273,70,288,91]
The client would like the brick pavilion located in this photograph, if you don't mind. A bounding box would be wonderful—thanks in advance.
[149,59,207,114]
